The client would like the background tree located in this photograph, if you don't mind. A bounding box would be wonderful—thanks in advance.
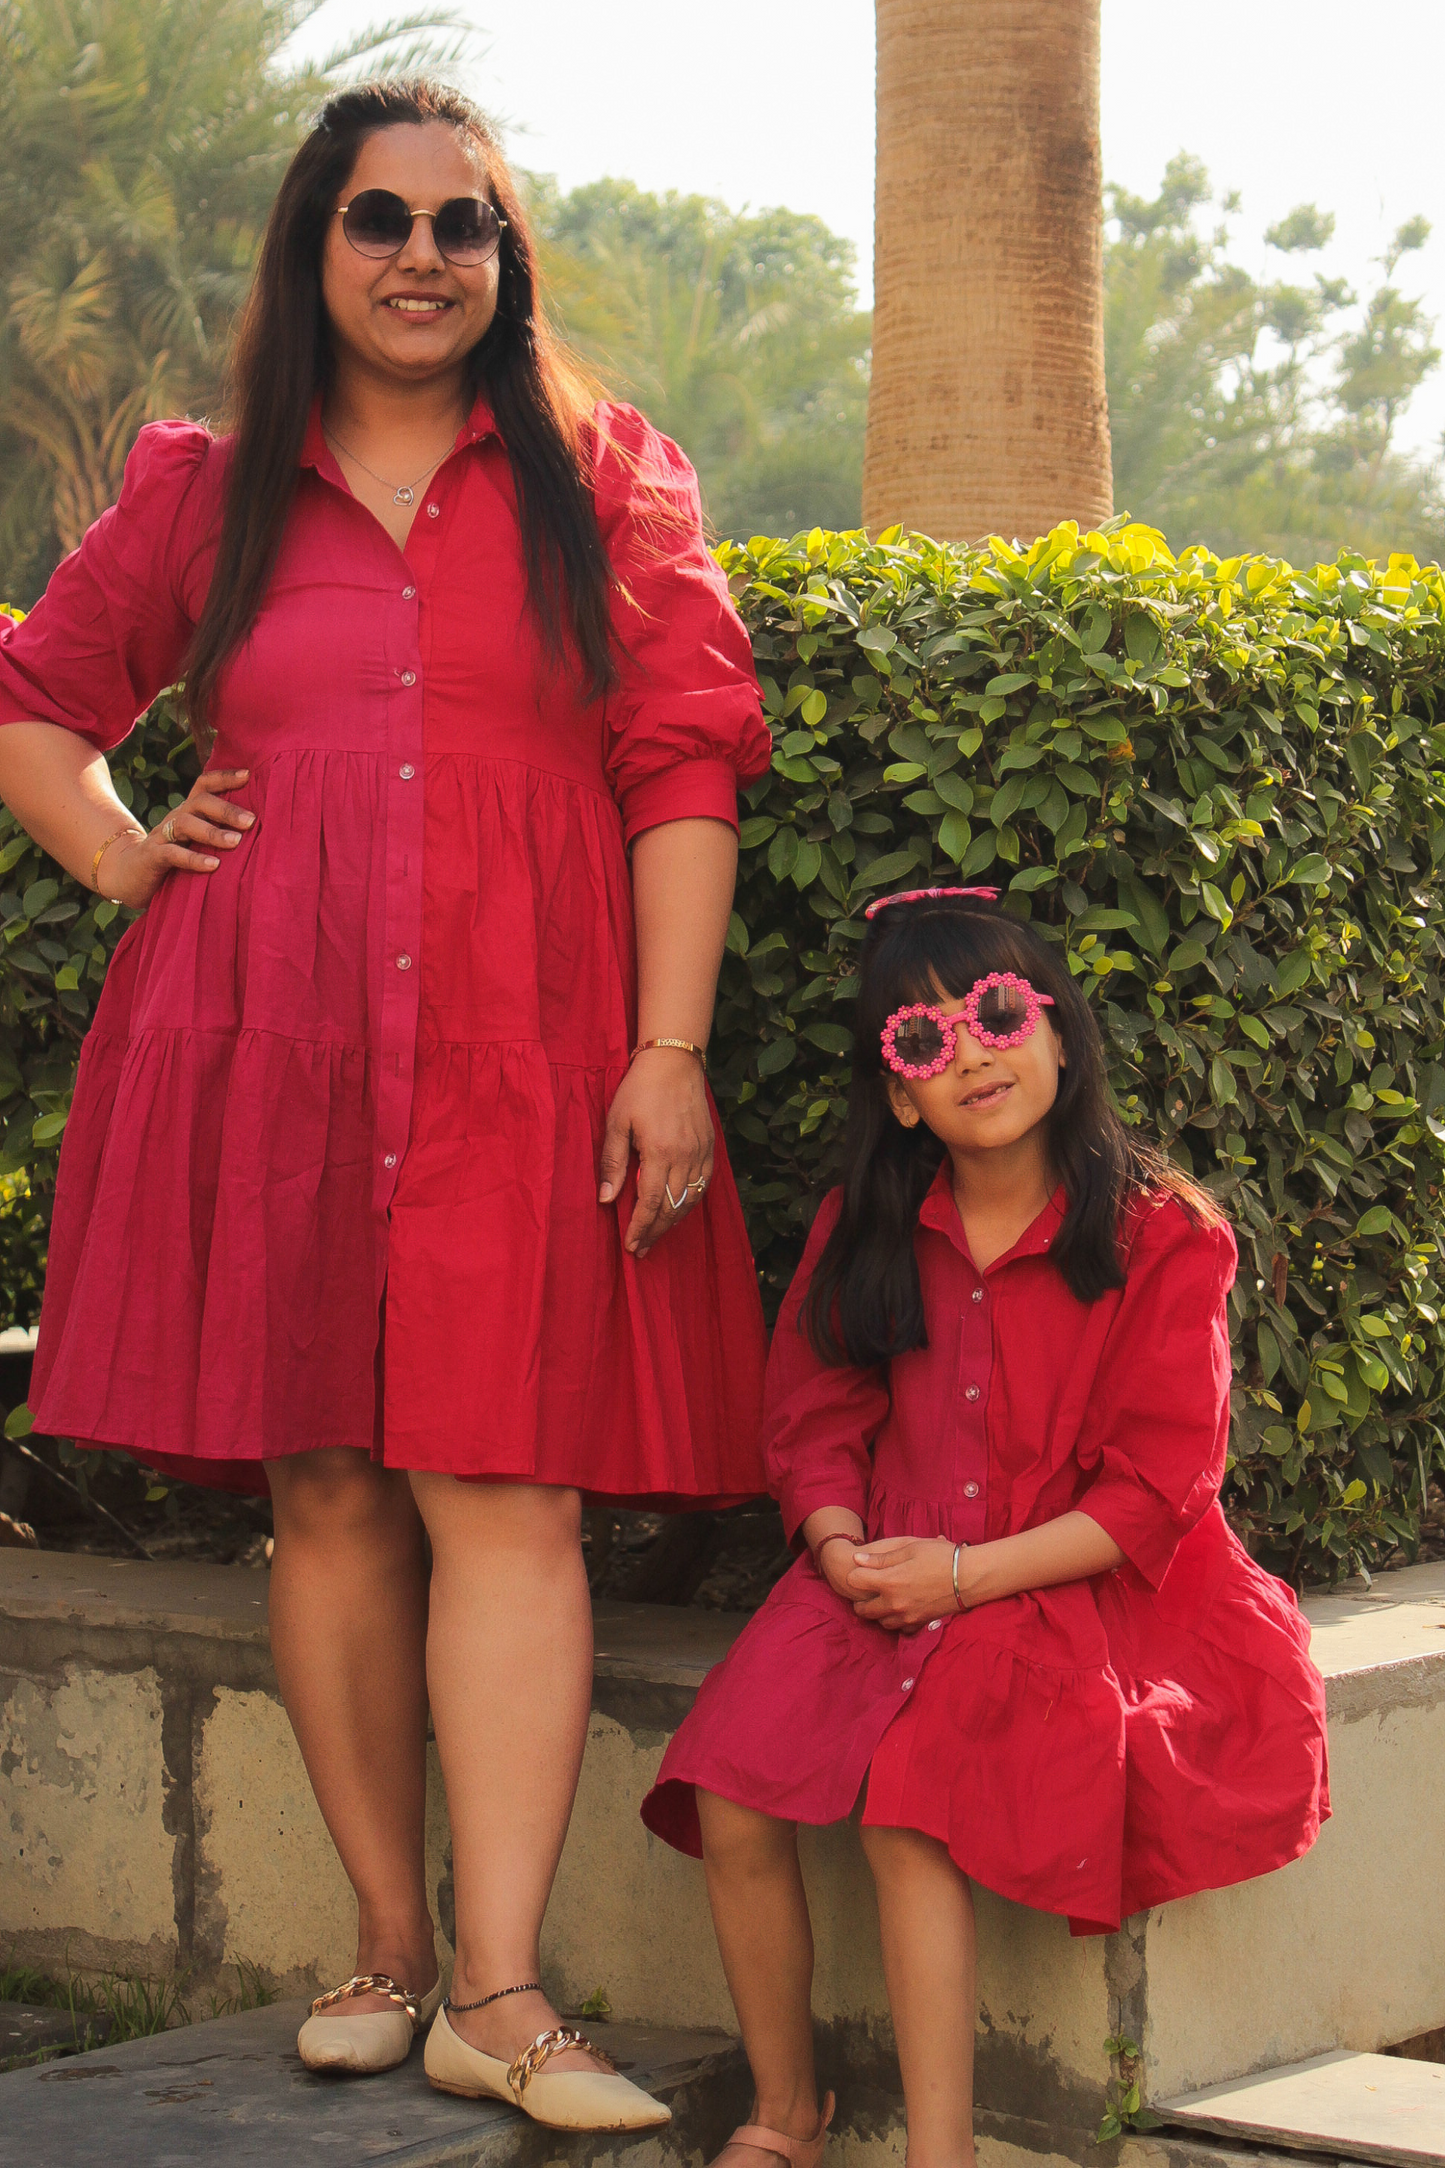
[0,0,456,604]
[1107,156,1445,564]
[531,178,870,541]
[864,0,1114,544]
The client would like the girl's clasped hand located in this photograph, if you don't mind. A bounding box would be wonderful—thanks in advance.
[818,1531,963,1632]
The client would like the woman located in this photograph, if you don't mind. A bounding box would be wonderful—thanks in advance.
[0,78,770,2127]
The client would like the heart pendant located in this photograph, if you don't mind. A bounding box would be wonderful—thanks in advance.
[394,485,416,507]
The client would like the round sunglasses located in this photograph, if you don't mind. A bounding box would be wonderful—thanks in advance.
[335,189,506,266]
[882,973,1056,1078]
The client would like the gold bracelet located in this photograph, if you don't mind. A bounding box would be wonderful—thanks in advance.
[631,1036,707,1072]
[91,824,144,897]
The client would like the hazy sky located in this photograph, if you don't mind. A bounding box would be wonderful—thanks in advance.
[290,0,1445,456]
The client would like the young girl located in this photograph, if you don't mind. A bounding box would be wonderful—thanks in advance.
[643,886,1329,2168]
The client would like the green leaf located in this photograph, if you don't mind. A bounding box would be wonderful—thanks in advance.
[791,840,822,890]
[1354,1206,1394,1238]
[938,811,972,865]
[738,818,777,850]
[1273,948,1313,997]
[31,1111,67,1143]
[4,1403,33,1438]
[756,1036,796,1078]
[855,625,897,654]
[800,688,828,727]
[1287,854,1332,886]
[985,671,1033,696]
[803,1022,852,1055]
[768,827,800,882]
[852,851,921,892]
[991,775,1027,827]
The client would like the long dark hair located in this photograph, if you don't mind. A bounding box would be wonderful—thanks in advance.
[184,77,616,741]
[803,896,1221,1366]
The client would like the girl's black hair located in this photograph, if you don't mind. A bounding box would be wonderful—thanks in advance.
[802,897,1222,1366]
[185,76,616,746]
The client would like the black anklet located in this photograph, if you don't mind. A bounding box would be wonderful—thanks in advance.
[444,1980,543,2014]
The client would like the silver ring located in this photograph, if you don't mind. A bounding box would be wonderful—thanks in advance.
[694,1176,709,1195]
[664,1180,690,1211]
[163,816,178,845]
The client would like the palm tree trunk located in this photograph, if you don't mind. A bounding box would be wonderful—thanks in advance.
[864,0,1113,543]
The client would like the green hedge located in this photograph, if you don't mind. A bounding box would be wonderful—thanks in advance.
[4,518,1445,1583]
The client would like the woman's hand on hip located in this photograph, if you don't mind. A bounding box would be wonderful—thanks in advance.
[848,1535,960,1632]
[599,1047,714,1257]
[102,769,256,910]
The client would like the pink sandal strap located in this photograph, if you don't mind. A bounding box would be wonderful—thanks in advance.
[729,2091,835,2168]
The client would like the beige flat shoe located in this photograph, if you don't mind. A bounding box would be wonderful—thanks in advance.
[297,1971,444,2075]
[423,2005,673,2131]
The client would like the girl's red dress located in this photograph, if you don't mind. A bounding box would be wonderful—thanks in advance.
[0,397,772,1501]
[643,1172,1331,1932]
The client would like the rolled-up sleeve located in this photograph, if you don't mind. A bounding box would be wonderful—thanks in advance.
[593,401,771,843]
[1076,1201,1238,1589]
[0,420,212,751]
[764,1190,892,1544]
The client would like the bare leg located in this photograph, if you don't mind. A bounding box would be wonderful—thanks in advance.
[409,1474,599,2069]
[861,1824,977,2168]
[266,1449,436,2014]
[697,1789,824,2166]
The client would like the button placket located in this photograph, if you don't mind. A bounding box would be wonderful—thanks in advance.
[957,1265,991,1536]
[374,568,427,1219]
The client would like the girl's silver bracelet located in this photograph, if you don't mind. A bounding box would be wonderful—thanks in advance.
[952,1540,968,1612]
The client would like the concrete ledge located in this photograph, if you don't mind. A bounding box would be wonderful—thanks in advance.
[4,1551,1443,2162]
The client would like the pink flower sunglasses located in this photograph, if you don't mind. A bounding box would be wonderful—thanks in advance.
[881,976,1057,1078]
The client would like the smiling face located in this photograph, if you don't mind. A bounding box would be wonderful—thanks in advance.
[885,976,1065,1159]
[320,120,502,388]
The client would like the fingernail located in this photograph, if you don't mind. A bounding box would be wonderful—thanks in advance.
[599,1185,613,1203]
[224,833,240,845]
[240,812,255,827]
[203,856,220,868]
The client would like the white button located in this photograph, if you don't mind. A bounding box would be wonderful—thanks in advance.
[402,585,417,599]
[384,1153,397,1169]
[399,763,415,780]
[400,670,416,686]
[901,1678,914,1691]
[396,954,412,971]
[426,503,440,518]
[928,1619,942,1632]
[971,1287,984,1303]
[964,1384,980,1402]
[963,1481,980,1499]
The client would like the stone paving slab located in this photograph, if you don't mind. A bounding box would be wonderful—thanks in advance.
[0,2000,749,2167]
[1158,2049,1445,2167]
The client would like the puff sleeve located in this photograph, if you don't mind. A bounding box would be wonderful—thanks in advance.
[593,401,771,842]
[1075,1199,1238,1589]
[763,1190,892,1544]
[0,420,214,751]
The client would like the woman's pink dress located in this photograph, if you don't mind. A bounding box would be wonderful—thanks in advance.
[644,1173,1330,1932]
[0,396,771,1501]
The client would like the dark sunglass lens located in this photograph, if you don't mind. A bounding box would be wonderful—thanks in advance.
[976,985,1030,1034]
[433,197,501,263]
[892,1015,947,1069]
[344,190,412,255]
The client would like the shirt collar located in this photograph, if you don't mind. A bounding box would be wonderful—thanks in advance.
[298,388,498,475]
[917,1156,1066,1271]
